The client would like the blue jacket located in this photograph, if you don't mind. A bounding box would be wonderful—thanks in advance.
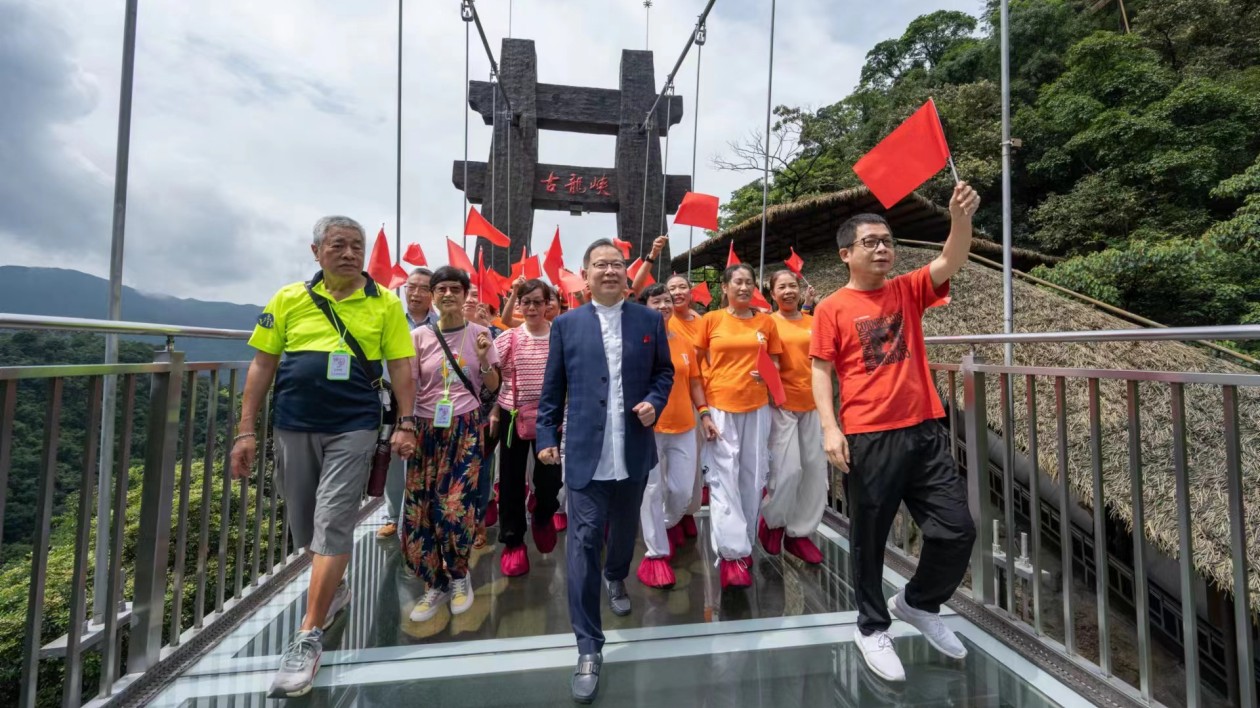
[537,300,673,490]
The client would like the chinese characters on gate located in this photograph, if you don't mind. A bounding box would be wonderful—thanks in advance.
[540,171,613,196]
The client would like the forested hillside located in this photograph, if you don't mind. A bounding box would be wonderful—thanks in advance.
[717,0,1260,335]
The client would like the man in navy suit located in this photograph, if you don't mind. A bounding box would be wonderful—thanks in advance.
[537,239,673,704]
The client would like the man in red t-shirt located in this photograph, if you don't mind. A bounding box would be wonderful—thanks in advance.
[810,183,980,683]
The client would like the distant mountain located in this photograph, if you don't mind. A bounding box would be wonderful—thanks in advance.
[0,266,261,362]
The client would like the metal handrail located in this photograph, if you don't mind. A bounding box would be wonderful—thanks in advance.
[0,314,252,340]
[925,324,1260,345]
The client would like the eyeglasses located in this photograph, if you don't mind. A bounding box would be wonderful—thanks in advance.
[588,261,626,272]
[846,236,896,251]
[519,298,546,309]
[404,285,431,294]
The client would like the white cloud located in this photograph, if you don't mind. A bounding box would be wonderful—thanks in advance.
[0,0,977,306]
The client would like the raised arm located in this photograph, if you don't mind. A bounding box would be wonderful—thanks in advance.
[928,182,980,289]
[630,235,668,296]
[501,276,525,328]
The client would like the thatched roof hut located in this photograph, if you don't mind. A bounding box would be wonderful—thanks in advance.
[671,188,1260,612]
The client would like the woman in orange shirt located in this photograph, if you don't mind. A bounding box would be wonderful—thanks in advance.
[664,273,707,536]
[759,270,826,564]
[695,264,783,588]
[636,284,720,588]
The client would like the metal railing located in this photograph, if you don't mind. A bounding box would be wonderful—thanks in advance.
[0,315,310,708]
[825,324,1260,707]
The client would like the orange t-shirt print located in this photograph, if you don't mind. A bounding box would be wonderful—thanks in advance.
[772,313,816,413]
[656,332,702,434]
[809,265,948,435]
[697,310,784,414]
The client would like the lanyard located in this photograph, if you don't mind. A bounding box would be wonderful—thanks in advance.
[437,324,470,398]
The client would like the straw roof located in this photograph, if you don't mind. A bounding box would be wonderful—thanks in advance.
[673,193,1260,611]
[677,187,1059,273]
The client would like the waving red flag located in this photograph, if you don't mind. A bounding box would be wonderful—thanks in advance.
[543,228,565,286]
[510,247,542,282]
[612,237,633,260]
[628,258,656,287]
[750,288,772,311]
[367,229,407,289]
[673,191,720,231]
[691,281,712,307]
[756,346,786,406]
[446,238,475,275]
[465,206,511,247]
[784,247,805,276]
[726,241,740,268]
[402,242,427,267]
[852,99,952,209]
[559,268,587,296]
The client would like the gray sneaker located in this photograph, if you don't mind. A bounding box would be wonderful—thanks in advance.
[268,628,323,698]
[322,583,351,630]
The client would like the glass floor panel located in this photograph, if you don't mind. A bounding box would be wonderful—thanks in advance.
[232,513,888,659]
[173,635,1056,708]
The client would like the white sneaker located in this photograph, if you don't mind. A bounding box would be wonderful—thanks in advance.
[268,628,323,698]
[410,586,451,622]
[450,576,474,615]
[855,629,906,682]
[889,590,967,659]
[321,582,351,630]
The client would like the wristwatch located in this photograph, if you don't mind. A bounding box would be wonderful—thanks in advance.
[398,415,419,426]
[644,255,656,264]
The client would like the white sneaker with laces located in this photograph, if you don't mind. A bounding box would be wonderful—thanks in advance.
[321,582,351,630]
[268,628,323,698]
[410,586,451,622]
[855,629,906,682]
[450,576,474,615]
[889,590,967,659]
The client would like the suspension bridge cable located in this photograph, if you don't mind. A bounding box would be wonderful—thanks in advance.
[639,114,654,258]
[462,1,473,252]
[465,0,515,119]
[656,84,674,281]
[687,19,706,277]
[758,0,777,286]
[639,0,717,132]
[395,0,403,280]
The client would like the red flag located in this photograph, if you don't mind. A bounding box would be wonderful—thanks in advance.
[367,228,398,288]
[691,282,712,307]
[726,242,740,268]
[543,228,565,286]
[387,264,408,290]
[402,242,427,267]
[612,238,633,260]
[476,252,504,305]
[756,346,786,406]
[559,268,587,296]
[673,191,720,231]
[784,247,805,277]
[446,238,475,275]
[464,206,511,247]
[750,288,772,311]
[852,99,952,209]
[510,247,542,282]
[628,258,656,287]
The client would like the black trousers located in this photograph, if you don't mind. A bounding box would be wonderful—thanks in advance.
[567,476,647,655]
[496,414,562,548]
[844,420,976,635]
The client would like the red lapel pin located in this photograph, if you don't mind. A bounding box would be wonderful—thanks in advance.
[643,335,651,343]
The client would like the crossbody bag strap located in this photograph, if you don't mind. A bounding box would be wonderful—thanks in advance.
[429,322,479,400]
[303,282,383,384]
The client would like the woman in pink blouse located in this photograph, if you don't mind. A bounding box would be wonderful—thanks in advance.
[490,278,559,577]
[404,266,501,622]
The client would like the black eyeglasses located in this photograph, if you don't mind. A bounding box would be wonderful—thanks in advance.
[843,236,896,251]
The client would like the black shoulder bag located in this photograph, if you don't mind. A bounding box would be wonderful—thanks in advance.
[429,322,498,418]
[304,283,399,425]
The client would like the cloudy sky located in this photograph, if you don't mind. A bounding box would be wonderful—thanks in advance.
[1,0,977,307]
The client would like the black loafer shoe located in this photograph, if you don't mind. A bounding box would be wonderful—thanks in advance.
[605,577,632,616]
[571,653,602,704]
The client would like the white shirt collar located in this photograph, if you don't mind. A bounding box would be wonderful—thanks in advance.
[592,298,625,313]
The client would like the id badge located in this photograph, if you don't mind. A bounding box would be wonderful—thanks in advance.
[327,350,351,381]
[433,399,454,429]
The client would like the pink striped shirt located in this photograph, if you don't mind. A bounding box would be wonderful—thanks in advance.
[494,324,551,410]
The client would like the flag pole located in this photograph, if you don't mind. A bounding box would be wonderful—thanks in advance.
[395,0,403,294]
[947,155,961,185]
[1000,0,1014,366]
[757,0,777,288]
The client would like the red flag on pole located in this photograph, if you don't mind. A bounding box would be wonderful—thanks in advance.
[691,282,712,307]
[446,238,475,275]
[673,191,720,231]
[559,268,586,296]
[628,258,656,287]
[367,229,406,289]
[750,288,772,311]
[852,98,953,209]
[476,252,503,305]
[612,237,633,260]
[510,248,543,282]
[543,228,564,286]
[403,242,427,267]
[756,346,786,406]
[464,206,511,248]
[784,247,805,277]
[726,241,740,268]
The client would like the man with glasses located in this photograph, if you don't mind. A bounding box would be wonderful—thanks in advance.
[537,239,673,704]
[810,183,981,683]
[377,268,437,540]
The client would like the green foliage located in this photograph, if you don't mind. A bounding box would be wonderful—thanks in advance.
[715,0,1260,337]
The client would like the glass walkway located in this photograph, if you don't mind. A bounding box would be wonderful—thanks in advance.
[149,511,1072,707]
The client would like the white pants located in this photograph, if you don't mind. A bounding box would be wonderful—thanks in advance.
[762,408,828,538]
[684,425,705,515]
[640,430,699,557]
[706,406,771,560]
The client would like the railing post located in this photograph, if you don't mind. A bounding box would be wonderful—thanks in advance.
[130,348,185,673]
[962,354,994,605]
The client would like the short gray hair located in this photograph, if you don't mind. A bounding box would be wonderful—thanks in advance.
[312,216,365,246]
